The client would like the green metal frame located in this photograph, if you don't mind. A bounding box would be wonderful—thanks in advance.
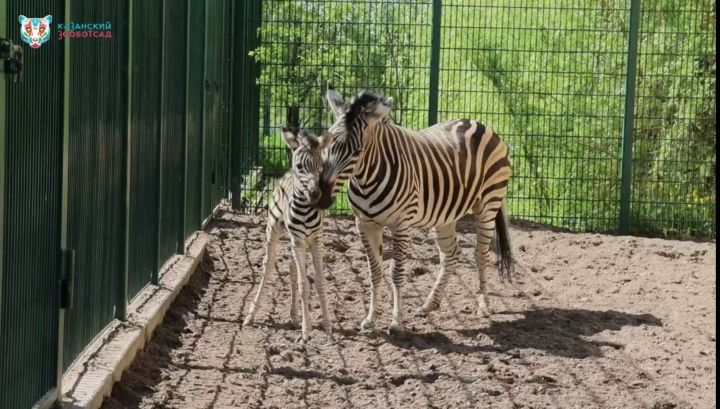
[120,0,134,318]
[619,0,641,235]
[427,0,441,127]
[57,0,72,398]
[153,0,166,285]
[200,0,210,225]
[182,0,191,252]
[226,0,235,203]
[0,0,7,339]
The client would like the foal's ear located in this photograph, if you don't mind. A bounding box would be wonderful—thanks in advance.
[281,127,299,151]
[317,131,335,151]
[326,89,346,119]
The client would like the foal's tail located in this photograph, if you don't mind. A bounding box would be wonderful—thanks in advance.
[495,201,514,282]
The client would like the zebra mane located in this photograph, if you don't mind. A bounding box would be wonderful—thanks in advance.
[345,90,384,132]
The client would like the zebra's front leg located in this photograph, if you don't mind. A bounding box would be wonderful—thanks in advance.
[288,260,299,325]
[290,237,312,341]
[356,218,384,332]
[309,233,333,340]
[388,230,411,335]
[243,229,280,327]
[421,222,460,314]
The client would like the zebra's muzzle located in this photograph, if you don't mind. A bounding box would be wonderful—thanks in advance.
[315,180,336,209]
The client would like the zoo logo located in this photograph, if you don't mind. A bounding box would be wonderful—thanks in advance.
[19,15,53,49]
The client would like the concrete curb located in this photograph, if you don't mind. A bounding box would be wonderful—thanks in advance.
[61,232,211,409]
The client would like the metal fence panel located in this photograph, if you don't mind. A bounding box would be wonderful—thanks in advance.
[230,1,261,210]
[438,1,629,233]
[185,0,205,236]
[202,0,224,218]
[1,0,231,403]
[158,0,188,262]
[232,0,715,239]
[127,0,162,299]
[630,0,715,237]
[233,0,433,214]
[63,0,129,370]
[0,1,64,406]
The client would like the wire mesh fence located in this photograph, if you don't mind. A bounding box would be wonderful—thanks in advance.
[233,0,716,239]
[631,0,716,237]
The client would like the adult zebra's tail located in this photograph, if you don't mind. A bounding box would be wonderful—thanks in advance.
[495,201,514,282]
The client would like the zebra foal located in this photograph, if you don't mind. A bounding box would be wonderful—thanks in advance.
[243,128,334,341]
[316,90,513,334]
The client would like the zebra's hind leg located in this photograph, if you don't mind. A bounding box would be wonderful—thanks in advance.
[388,229,411,335]
[309,233,333,340]
[356,218,384,332]
[421,222,460,314]
[243,228,280,327]
[474,208,496,318]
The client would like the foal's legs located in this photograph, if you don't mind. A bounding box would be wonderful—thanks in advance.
[243,227,281,326]
[290,235,312,341]
[309,233,333,339]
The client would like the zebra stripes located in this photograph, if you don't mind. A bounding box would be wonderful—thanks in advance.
[243,128,334,341]
[317,90,514,334]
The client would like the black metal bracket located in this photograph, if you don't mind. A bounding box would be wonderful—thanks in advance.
[0,37,24,83]
[60,248,75,309]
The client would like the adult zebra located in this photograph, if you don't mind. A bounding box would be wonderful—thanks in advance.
[316,90,513,334]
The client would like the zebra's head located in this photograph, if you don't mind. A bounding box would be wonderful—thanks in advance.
[282,128,334,206]
[316,89,392,209]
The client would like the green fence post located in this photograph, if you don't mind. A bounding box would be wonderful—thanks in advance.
[183,0,192,249]
[120,0,134,319]
[427,0,442,127]
[619,0,641,235]
[177,0,189,256]
[57,0,72,397]
[0,0,7,340]
[225,0,235,201]
[154,0,166,285]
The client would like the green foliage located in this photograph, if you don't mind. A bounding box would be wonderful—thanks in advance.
[240,0,715,238]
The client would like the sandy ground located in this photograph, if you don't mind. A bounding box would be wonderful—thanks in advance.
[103,210,715,409]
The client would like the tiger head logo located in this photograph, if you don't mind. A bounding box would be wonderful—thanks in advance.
[19,15,53,49]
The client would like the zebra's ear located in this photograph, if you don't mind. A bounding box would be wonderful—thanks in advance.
[326,89,346,119]
[317,131,335,151]
[366,96,392,126]
[281,127,299,151]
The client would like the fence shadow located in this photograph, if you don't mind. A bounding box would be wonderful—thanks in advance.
[382,308,662,359]
[101,257,215,409]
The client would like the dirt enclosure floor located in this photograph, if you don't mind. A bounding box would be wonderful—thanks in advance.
[103,210,716,409]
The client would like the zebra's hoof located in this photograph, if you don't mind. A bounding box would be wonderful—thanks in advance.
[388,322,404,337]
[242,316,254,327]
[289,312,299,324]
[325,331,335,343]
[284,319,300,329]
[478,305,493,318]
[295,333,311,344]
[419,301,439,314]
[360,318,375,332]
